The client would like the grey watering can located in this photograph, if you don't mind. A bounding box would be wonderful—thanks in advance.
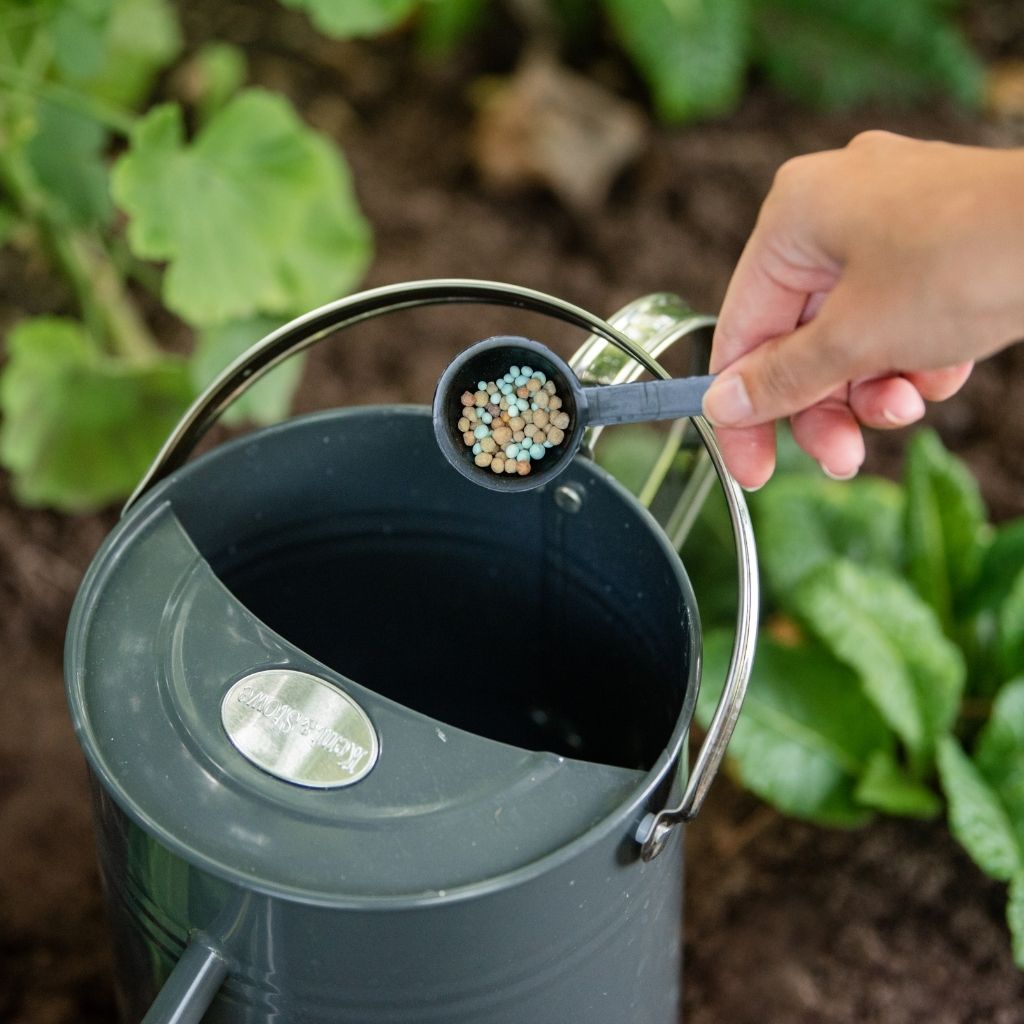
[65,279,758,1024]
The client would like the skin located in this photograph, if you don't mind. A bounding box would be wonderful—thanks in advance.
[700,131,1024,490]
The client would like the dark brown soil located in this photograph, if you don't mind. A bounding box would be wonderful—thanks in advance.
[3,4,1024,1022]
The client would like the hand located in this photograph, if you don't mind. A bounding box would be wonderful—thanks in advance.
[701,131,1024,489]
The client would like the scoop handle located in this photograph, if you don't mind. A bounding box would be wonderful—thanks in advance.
[582,375,716,427]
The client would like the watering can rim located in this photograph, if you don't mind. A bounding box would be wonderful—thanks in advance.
[65,406,702,910]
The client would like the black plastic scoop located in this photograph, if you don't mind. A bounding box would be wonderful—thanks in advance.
[433,335,715,493]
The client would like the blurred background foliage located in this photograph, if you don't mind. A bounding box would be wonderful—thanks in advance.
[0,0,996,508]
[3,0,1024,979]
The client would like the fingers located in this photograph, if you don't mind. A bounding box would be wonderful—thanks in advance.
[789,389,866,479]
[712,423,777,491]
[704,309,856,429]
[848,376,925,428]
[904,362,974,401]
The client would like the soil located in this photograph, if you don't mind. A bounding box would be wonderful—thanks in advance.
[3,4,1024,1022]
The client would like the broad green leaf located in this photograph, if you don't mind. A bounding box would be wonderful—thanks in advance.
[25,100,112,227]
[904,428,988,629]
[1009,872,1024,970]
[112,90,372,326]
[418,0,488,52]
[603,0,750,123]
[77,0,183,108]
[753,473,903,599]
[937,736,1021,882]
[192,317,304,427]
[794,560,965,763]
[975,678,1024,849]
[752,0,984,111]
[854,748,940,818]
[970,519,1024,615]
[999,573,1024,679]
[52,0,114,81]
[0,0,179,107]
[698,631,892,826]
[594,424,667,497]
[279,0,417,37]
[0,317,192,510]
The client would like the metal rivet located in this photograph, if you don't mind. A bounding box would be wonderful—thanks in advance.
[636,813,672,862]
[554,484,584,513]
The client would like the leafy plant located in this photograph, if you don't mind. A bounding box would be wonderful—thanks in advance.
[284,0,985,122]
[0,0,372,509]
[600,424,1024,964]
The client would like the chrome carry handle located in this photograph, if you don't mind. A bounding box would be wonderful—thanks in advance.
[124,278,758,860]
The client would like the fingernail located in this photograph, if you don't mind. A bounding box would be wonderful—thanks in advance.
[821,463,859,481]
[741,482,765,493]
[703,374,753,426]
[882,390,925,426]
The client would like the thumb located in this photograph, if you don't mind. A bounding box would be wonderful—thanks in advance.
[702,307,863,427]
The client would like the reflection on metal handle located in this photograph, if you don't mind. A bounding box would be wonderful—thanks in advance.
[568,297,758,861]
[124,279,757,863]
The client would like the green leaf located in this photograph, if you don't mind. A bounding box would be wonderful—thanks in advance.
[594,424,667,496]
[1009,872,1024,970]
[753,473,904,599]
[112,90,372,326]
[418,0,488,52]
[937,736,1022,882]
[752,0,984,111]
[77,0,183,108]
[904,428,988,629]
[279,0,417,37]
[794,560,965,764]
[603,0,750,123]
[25,100,113,227]
[854,748,941,818]
[975,679,1024,848]
[0,317,192,510]
[970,519,1024,615]
[16,0,180,109]
[51,0,114,81]
[192,317,304,427]
[999,573,1024,679]
[698,630,892,826]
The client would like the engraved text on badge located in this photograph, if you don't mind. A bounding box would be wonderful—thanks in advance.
[221,669,379,788]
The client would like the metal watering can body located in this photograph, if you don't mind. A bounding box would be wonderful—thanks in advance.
[64,281,758,1023]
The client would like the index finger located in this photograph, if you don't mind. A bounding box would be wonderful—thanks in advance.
[712,228,840,372]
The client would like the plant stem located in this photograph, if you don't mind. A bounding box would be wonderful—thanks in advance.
[0,141,160,363]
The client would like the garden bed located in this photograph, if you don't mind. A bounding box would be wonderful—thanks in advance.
[2,4,1024,1020]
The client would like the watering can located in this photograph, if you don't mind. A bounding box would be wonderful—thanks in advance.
[65,279,758,1023]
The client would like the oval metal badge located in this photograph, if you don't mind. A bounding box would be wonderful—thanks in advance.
[221,669,379,788]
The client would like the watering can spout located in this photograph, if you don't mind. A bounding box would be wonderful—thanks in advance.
[142,937,229,1024]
